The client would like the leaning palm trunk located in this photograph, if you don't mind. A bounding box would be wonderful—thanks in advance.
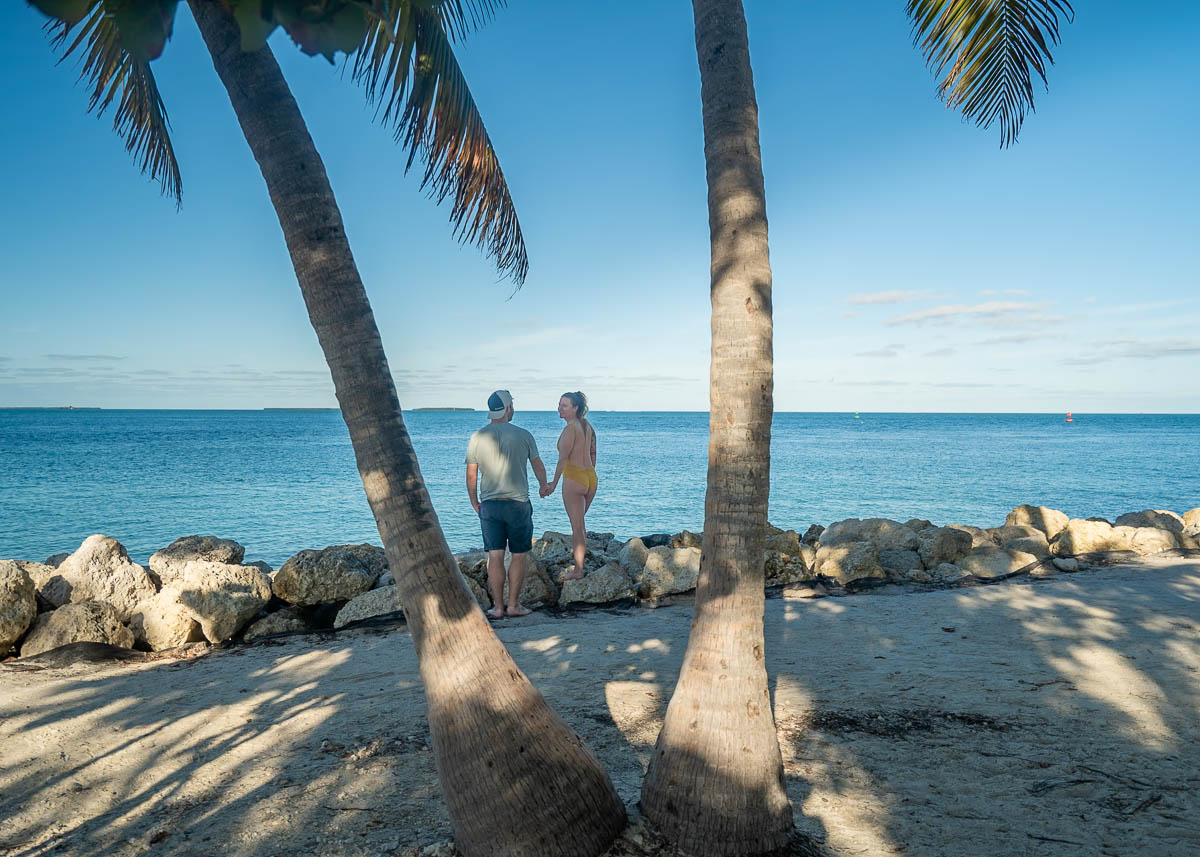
[639,0,792,853]
[186,2,626,854]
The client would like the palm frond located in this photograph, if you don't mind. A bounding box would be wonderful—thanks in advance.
[907,0,1074,147]
[49,1,182,202]
[353,3,527,284]
[431,0,505,42]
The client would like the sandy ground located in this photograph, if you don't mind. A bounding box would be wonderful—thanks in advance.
[2,555,1198,857]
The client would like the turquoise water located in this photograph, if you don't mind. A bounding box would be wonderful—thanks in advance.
[1,410,1196,567]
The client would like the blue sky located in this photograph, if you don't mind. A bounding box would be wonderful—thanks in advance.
[2,1,1197,412]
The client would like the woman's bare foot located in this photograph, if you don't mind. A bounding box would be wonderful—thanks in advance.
[506,604,532,617]
[560,569,584,581]
[486,606,505,620]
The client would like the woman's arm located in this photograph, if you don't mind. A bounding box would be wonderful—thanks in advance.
[589,425,597,468]
[548,424,572,492]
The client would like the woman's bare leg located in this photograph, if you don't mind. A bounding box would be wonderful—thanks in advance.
[562,479,588,580]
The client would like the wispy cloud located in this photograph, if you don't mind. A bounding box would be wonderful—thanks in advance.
[855,344,905,358]
[979,332,1056,345]
[44,353,125,362]
[885,301,1049,327]
[980,289,1029,297]
[924,346,957,357]
[1064,337,1200,365]
[841,379,908,387]
[841,310,859,319]
[847,289,933,305]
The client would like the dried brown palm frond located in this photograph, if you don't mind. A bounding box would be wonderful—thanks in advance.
[48,1,181,203]
[908,0,1074,147]
[354,1,527,284]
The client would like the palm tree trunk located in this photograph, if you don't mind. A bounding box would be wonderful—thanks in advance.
[639,1,793,854]
[186,2,626,854]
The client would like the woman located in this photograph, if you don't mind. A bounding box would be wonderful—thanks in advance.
[544,391,597,580]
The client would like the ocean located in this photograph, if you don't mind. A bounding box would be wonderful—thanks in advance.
[1,410,1196,568]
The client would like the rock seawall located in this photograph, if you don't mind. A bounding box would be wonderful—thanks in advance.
[2,504,1197,659]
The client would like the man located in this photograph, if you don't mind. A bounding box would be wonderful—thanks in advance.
[465,389,549,619]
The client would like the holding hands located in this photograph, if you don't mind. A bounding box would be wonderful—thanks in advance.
[539,480,557,498]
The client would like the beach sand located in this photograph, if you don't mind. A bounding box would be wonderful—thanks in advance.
[2,555,1198,857]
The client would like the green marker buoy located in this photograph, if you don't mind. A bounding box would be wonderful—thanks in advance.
[854,411,860,419]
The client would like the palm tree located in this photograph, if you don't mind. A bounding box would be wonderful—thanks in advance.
[27,2,626,855]
[639,2,1074,854]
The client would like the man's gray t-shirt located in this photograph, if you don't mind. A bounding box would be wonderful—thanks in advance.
[465,422,540,502]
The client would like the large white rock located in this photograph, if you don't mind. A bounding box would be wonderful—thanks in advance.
[149,536,245,587]
[1113,510,1184,534]
[1118,526,1178,556]
[879,549,923,580]
[272,545,384,605]
[54,535,158,622]
[559,562,634,605]
[1051,519,1131,556]
[986,525,1051,559]
[0,561,38,655]
[636,545,701,599]
[945,524,994,549]
[959,546,1039,579]
[917,527,973,568]
[4,560,61,612]
[1182,507,1200,533]
[334,585,403,629]
[820,519,919,552]
[764,529,815,585]
[617,537,650,573]
[1005,505,1069,540]
[20,601,134,658]
[243,606,312,643]
[129,587,205,651]
[814,541,885,585]
[176,561,272,643]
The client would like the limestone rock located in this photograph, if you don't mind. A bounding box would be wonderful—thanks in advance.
[464,575,490,610]
[879,549,923,580]
[1120,526,1178,555]
[246,560,273,575]
[334,586,402,629]
[821,519,919,552]
[1052,557,1080,572]
[1005,505,1069,540]
[5,560,64,612]
[639,533,672,549]
[945,524,993,549]
[814,541,885,585]
[1004,535,1052,560]
[129,587,204,651]
[55,535,157,622]
[1182,507,1200,533]
[44,553,69,568]
[507,557,559,608]
[617,537,650,573]
[273,545,383,606]
[671,530,702,549]
[930,562,967,582]
[177,561,272,643]
[1114,510,1184,534]
[801,524,825,546]
[1051,519,1131,556]
[149,536,245,586]
[764,529,814,585]
[532,531,573,566]
[904,518,935,533]
[559,562,634,605]
[960,546,1039,579]
[243,607,312,643]
[587,532,616,552]
[917,527,973,568]
[0,561,38,655]
[20,601,134,658]
[603,538,625,560]
[636,545,701,599]
[374,570,395,589]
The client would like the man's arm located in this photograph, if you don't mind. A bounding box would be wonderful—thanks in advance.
[530,456,549,496]
[466,462,481,514]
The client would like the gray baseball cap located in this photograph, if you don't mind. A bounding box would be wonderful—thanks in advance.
[487,389,513,419]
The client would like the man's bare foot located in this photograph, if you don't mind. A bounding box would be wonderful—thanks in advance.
[560,569,584,581]
[486,607,504,620]
[506,604,532,617]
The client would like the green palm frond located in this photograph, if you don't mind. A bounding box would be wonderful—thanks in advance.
[907,0,1074,147]
[49,1,182,202]
[354,2,527,283]
[431,0,505,41]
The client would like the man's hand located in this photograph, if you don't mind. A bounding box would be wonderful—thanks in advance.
[539,481,555,498]
[472,499,481,515]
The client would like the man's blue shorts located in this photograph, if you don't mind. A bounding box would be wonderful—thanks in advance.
[479,499,534,553]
